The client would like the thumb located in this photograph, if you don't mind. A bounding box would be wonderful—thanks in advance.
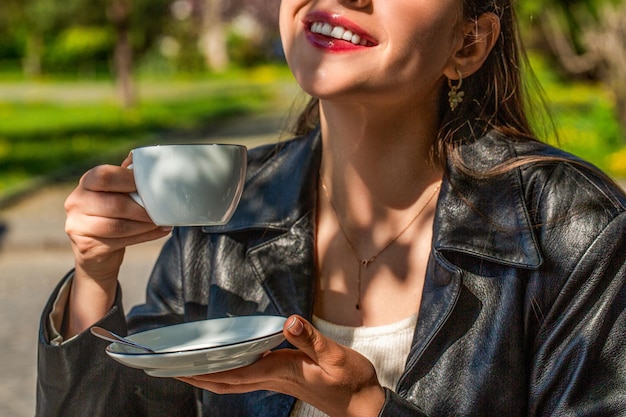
[284,315,329,364]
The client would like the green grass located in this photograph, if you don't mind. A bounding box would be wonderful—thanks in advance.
[0,65,297,199]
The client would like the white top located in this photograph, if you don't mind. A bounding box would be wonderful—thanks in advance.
[289,314,418,417]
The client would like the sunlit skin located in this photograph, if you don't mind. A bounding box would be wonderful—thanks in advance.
[282,0,463,107]
[61,0,500,414]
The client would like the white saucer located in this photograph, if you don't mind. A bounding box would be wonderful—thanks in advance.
[105,315,287,377]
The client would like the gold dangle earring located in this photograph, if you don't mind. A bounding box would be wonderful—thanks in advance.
[448,69,464,111]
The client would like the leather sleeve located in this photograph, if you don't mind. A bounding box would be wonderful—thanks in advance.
[36,270,198,417]
[528,212,626,415]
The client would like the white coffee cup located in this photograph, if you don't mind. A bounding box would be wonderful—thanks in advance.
[129,144,247,226]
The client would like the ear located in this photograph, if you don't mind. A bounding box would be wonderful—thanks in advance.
[444,12,501,80]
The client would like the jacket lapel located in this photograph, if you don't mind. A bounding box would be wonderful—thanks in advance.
[400,132,544,391]
[398,250,463,393]
[434,132,543,268]
[204,130,322,319]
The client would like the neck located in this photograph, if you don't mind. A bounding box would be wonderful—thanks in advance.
[318,98,443,209]
[317,99,444,254]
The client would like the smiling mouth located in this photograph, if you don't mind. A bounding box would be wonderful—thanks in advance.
[306,19,378,48]
[309,22,371,46]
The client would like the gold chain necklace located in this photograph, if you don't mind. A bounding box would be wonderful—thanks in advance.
[320,178,441,310]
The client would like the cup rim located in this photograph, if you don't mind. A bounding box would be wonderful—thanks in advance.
[132,143,247,151]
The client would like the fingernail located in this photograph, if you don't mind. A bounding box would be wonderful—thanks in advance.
[161,227,173,232]
[287,316,303,336]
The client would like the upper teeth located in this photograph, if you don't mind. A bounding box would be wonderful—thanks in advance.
[310,22,368,46]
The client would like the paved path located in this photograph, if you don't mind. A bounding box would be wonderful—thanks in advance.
[0,111,288,417]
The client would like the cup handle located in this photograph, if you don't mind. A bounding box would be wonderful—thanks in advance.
[126,163,145,208]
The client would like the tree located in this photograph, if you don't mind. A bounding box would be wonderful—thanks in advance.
[192,0,281,71]
[104,0,170,106]
[107,0,135,107]
[199,0,229,72]
[526,0,626,136]
[223,0,280,28]
[0,0,82,76]
[223,0,281,64]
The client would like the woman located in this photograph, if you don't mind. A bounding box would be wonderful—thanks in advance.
[37,0,626,416]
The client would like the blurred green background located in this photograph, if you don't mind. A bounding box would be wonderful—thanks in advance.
[1,0,625,202]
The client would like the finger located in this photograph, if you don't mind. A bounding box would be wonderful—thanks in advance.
[67,214,171,246]
[84,193,152,224]
[80,164,137,194]
[176,376,273,395]
[186,349,302,384]
[104,228,171,250]
[284,315,338,366]
[121,152,133,168]
[66,186,152,225]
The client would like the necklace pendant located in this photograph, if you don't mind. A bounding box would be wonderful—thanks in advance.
[320,178,442,316]
[360,258,374,268]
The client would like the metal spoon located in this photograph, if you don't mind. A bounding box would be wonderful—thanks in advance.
[90,326,155,353]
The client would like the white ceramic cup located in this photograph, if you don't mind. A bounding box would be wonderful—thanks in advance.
[130,144,247,226]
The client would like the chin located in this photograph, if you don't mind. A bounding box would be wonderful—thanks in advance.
[291,72,360,101]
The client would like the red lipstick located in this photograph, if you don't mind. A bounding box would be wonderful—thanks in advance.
[303,11,377,52]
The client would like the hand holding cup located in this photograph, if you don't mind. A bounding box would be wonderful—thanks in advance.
[63,143,247,337]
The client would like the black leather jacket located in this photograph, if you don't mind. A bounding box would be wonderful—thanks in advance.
[37,129,626,417]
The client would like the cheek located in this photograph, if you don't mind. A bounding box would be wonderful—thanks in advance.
[386,2,460,60]
[278,4,291,53]
[278,0,307,67]
[391,20,459,78]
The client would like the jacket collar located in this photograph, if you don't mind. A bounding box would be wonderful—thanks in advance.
[434,131,543,269]
[206,129,543,269]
